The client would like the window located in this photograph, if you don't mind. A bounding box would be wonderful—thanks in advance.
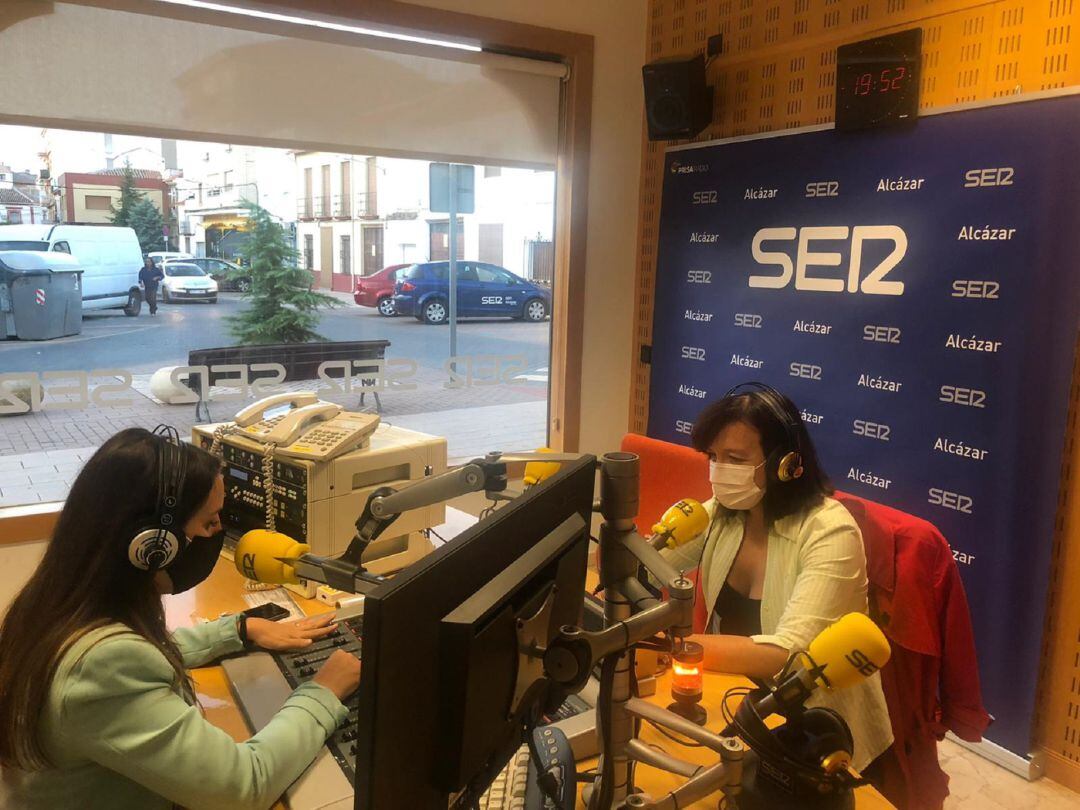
[52,241,71,253]
[340,235,351,274]
[475,265,511,284]
[484,166,502,178]
[223,170,234,189]
[304,234,314,270]
[85,194,112,211]
[6,209,23,224]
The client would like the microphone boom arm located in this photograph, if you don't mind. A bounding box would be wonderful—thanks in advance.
[285,456,516,594]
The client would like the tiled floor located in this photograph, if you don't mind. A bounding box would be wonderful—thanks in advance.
[940,739,1079,809]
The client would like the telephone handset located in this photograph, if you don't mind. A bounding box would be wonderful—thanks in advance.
[232,393,380,461]
[234,392,319,427]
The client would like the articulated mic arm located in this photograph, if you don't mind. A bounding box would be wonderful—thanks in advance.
[285,453,517,593]
[544,529,695,693]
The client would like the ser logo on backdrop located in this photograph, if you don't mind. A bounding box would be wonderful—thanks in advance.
[789,362,822,381]
[681,346,707,361]
[863,325,901,344]
[692,190,718,204]
[853,419,891,441]
[675,420,693,435]
[805,181,839,198]
[939,385,987,409]
[687,270,712,284]
[749,225,906,295]
[734,313,763,329]
[963,167,1014,188]
[951,280,1000,300]
[929,488,974,514]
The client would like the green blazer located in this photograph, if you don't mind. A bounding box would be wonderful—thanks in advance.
[0,616,347,809]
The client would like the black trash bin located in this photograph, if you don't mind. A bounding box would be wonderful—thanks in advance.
[0,251,83,340]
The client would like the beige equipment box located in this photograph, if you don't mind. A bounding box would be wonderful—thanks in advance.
[192,422,447,582]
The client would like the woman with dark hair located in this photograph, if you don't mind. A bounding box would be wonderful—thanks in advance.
[0,428,360,810]
[661,383,893,772]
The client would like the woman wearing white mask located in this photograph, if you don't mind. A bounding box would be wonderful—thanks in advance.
[660,382,893,774]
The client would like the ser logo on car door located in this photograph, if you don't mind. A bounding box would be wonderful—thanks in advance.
[481,296,516,305]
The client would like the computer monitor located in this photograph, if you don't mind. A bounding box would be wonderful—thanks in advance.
[352,454,597,809]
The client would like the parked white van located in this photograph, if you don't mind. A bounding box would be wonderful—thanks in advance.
[0,224,144,315]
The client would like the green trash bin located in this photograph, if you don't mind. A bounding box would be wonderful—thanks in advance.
[0,251,83,341]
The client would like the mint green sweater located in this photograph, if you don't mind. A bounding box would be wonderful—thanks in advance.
[0,616,348,810]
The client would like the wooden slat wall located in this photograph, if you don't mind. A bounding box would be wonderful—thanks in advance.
[630,0,1080,790]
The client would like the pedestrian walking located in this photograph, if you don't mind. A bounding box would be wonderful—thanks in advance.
[139,256,164,315]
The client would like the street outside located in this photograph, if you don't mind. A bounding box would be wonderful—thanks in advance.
[0,291,551,506]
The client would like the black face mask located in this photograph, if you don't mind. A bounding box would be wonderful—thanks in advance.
[166,530,226,594]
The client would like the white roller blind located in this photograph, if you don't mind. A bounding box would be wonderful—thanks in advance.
[0,1,561,167]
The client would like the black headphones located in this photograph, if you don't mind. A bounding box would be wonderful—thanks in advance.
[722,382,804,484]
[128,425,189,571]
[730,689,863,796]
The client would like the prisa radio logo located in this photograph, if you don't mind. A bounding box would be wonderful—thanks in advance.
[670,160,709,175]
[749,226,906,295]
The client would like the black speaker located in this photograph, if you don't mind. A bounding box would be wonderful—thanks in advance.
[642,54,713,141]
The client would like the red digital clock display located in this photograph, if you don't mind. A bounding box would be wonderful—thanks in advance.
[836,29,922,131]
[852,66,910,96]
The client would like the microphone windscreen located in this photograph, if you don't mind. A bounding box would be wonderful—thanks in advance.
[234,530,310,585]
[524,448,562,486]
[651,499,709,548]
[807,612,891,690]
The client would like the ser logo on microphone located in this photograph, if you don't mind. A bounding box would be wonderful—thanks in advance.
[241,552,258,581]
[845,649,880,677]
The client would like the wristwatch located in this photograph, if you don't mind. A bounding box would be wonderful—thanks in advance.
[237,614,252,649]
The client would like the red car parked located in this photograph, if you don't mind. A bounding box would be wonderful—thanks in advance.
[353,264,409,316]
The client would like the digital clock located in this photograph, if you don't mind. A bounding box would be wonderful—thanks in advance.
[836,28,922,131]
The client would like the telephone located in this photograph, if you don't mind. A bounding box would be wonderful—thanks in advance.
[232,393,380,461]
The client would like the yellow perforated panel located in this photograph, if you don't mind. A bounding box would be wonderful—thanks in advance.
[631,0,1080,783]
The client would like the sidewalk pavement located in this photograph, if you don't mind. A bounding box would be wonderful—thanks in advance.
[0,400,548,507]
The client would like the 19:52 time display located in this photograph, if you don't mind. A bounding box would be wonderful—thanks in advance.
[853,67,909,95]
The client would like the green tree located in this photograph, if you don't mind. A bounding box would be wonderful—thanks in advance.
[108,162,143,229]
[227,202,339,344]
[128,198,166,254]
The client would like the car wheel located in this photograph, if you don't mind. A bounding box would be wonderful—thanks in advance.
[208,297,218,304]
[523,298,548,322]
[123,291,142,317]
[377,297,397,317]
[236,278,252,293]
[422,298,448,325]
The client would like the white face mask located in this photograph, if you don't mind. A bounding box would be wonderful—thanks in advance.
[709,460,766,510]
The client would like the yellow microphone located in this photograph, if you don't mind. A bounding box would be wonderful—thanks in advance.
[523,448,562,488]
[755,612,891,718]
[807,611,891,689]
[649,499,709,550]
[234,530,310,585]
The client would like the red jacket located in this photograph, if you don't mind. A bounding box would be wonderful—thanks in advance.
[834,492,991,810]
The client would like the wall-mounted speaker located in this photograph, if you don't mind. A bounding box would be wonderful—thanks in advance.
[642,54,713,141]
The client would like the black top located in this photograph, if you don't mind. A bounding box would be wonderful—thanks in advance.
[711,580,762,637]
[139,266,164,287]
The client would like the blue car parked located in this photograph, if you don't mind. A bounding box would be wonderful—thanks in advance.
[393,261,552,325]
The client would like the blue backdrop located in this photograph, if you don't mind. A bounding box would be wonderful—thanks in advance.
[647,93,1080,757]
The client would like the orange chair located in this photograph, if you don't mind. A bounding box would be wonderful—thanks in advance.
[619,433,711,530]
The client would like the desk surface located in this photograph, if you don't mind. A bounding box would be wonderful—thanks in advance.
[171,561,893,809]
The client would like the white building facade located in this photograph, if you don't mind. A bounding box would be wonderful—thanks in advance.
[294,152,554,292]
[173,143,296,259]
